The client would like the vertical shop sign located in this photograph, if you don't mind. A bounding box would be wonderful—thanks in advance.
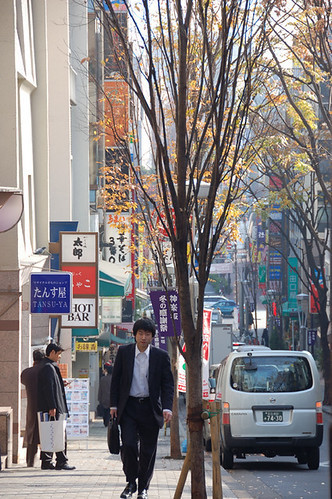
[60,232,98,328]
[150,290,181,337]
[202,309,212,400]
[288,257,298,309]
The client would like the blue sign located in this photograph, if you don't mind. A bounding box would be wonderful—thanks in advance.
[269,265,281,281]
[307,329,317,346]
[30,272,72,314]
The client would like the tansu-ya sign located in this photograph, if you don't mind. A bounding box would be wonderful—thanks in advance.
[30,272,73,315]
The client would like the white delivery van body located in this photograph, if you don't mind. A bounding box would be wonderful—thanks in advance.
[215,347,323,470]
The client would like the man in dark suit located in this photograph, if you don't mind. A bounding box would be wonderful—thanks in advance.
[37,343,75,471]
[110,318,174,499]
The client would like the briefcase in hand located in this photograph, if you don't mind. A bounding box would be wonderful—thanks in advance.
[107,416,120,454]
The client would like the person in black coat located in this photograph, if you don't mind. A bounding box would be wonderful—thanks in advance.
[110,318,174,499]
[262,328,269,347]
[37,343,75,471]
[98,362,113,426]
[21,349,44,467]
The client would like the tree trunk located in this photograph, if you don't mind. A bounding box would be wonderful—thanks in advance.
[186,334,207,498]
[170,338,182,459]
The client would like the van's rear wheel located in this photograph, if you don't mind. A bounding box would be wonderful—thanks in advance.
[307,447,319,470]
[221,447,234,469]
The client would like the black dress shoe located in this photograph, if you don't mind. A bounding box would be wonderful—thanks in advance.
[41,462,55,470]
[120,482,137,498]
[55,463,76,470]
[137,490,148,499]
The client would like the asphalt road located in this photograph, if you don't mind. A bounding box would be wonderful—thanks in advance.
[225,411,331,498]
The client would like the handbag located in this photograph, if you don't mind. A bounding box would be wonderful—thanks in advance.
[107,416,120,454]
[38,413,66,453]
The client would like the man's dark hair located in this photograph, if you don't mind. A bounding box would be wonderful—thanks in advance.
[133,318,156,337]
[33,349,45,362]
[46,343,64,357]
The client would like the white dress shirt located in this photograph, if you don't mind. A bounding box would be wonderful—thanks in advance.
[129,344,150,397]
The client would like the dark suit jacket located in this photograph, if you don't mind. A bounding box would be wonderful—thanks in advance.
[110,343,174,428]
[37,358,68,415]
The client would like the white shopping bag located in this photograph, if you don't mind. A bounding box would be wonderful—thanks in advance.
[38,413,66,452]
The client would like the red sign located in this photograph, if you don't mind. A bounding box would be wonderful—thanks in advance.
[62,265,97,296]
[310,282,322,314]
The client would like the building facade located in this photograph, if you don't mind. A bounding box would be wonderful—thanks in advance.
[0,0,90,462]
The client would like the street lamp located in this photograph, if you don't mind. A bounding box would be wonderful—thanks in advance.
[296,293,309,350]
[0,187,24,232]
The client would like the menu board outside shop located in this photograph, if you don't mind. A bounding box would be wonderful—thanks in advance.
[64,378,89,439]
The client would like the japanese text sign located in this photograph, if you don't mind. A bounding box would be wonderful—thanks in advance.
[150,290,181,337]
[62,265,97,295]
[30,272,72,314]
[75,341,98,352]
[60,232,98,328]
[104,213,131,267]
[60,233,97,263]
[202,309,212,399]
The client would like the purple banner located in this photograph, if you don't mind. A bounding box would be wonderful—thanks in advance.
[150,290,182,337]
[152,331,168,351]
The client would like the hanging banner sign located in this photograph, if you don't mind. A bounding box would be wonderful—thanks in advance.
[202,309,212,400]
[30,272,72,314]
[178,344,186,393]
[177,309,212,398]
[105,213,131,268]
[150,290,182,337]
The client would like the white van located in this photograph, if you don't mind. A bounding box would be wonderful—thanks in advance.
[215,346,323,470]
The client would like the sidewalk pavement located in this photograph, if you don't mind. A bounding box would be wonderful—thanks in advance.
[0,420,253,499]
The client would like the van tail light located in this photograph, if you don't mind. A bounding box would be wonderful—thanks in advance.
[222,402,230,425]
[316,402,323,425]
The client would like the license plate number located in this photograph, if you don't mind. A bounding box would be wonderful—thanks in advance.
[262,411,283,422]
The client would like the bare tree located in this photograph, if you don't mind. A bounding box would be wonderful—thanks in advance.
[93,0,271,495]
[247,0,331,403]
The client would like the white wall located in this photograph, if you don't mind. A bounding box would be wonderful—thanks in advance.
[47,0,72,221]
[70,0,90,231]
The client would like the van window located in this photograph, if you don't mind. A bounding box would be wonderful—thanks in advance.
[230,356,313,393]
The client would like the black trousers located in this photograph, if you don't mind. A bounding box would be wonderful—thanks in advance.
[120,397,160,492]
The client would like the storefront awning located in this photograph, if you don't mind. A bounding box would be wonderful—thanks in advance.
[99,260,130,297]
[99,270,125,297]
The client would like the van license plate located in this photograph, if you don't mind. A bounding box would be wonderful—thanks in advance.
[263,411,283,422]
